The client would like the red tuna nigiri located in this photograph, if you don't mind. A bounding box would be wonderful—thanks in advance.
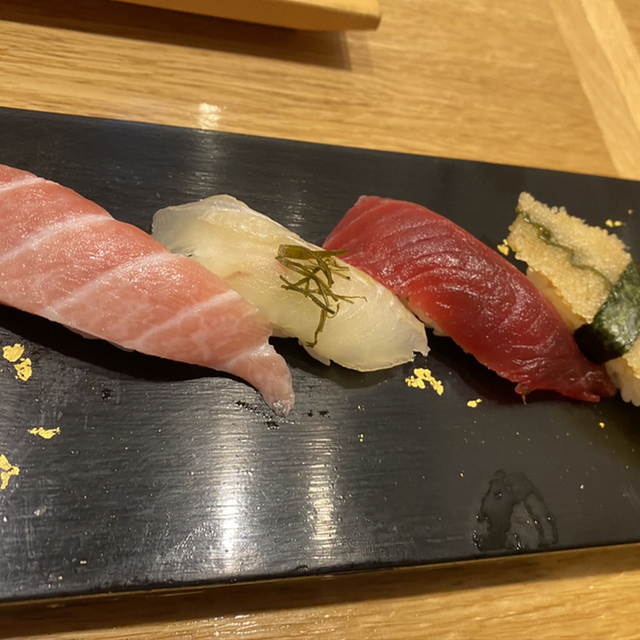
[0,165,294,416]
[323,196,615,402]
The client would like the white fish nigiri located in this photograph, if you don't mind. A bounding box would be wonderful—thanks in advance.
[152,195,428,371]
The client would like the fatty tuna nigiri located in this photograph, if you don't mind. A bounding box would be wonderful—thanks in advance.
[0,165,294,416]
[152,195,428,371]
[323,196,616,402]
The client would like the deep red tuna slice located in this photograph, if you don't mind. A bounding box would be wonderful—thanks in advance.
[0,165,294,416]
[323,196,615,402]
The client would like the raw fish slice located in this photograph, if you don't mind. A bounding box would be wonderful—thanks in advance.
[323,196,616,402]
[0,165,294,416]
[152,195,428,371]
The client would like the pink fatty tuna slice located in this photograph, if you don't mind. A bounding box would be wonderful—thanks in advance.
[323,196,616,402]
[0,165,294,416]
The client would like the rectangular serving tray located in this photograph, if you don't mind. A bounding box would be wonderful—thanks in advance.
[0,106,639,602]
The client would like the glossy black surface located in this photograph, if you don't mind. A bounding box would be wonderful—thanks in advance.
[0,107,639,603]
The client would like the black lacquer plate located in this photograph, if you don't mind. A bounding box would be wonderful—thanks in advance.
[0,106,639,603]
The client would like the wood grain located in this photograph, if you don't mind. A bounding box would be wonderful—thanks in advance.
[4,544,640,639]
[548,0,640,179]
[2,0,640,638]
[0,0,631,177]
[112,0,382,31]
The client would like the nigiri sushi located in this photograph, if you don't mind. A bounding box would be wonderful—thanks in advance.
[508,193,640,406]
[151,195,428,371]
[323,196,616,402]
[0,165,294,416]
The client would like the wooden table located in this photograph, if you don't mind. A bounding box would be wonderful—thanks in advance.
[2,0,640,637]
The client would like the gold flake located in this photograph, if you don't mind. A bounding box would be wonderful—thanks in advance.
[599,422,605,429]
[3,344,33,380]
[0,454,19,490]
[358,433,364,442]
[29,427,61,440]
[605,219,624,228]
[14,358,32,381]
[467,398,482,408]
[405,375,426,389]
[497,240,510,256]
[2,343,24,363]
[405,368,444,395]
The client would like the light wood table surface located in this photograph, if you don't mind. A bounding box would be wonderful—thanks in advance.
[2,0,640,637]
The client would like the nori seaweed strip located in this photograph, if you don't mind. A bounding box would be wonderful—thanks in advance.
[574,261,640,363]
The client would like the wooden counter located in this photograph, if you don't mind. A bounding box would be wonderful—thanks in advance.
[2,0,640,637]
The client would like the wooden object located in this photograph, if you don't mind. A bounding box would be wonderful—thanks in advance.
[111,0,381,30]
[2,0,640,638]
[1,106,639,604]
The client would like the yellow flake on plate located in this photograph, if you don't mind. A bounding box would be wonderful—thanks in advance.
[599,421,605,429]
[3,344,33,381]
[14,358,32,381]
[405,368,444,395]
[405,375,426,389]
[467,398,482,408]
[0,454,19,490]
[29,427,61,440]
[2,343,24,363]
[605,219,624,228]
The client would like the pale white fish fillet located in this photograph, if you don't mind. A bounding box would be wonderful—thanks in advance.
[152,195,428,372]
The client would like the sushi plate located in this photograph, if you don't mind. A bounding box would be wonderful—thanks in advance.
[0,106,639,603]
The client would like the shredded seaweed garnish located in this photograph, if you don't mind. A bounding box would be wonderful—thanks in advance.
[276,244,364,347]
[517,207,614,292]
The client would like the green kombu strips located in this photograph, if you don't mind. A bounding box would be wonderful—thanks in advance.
[276,244,361,348]
[574,261,640,363]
